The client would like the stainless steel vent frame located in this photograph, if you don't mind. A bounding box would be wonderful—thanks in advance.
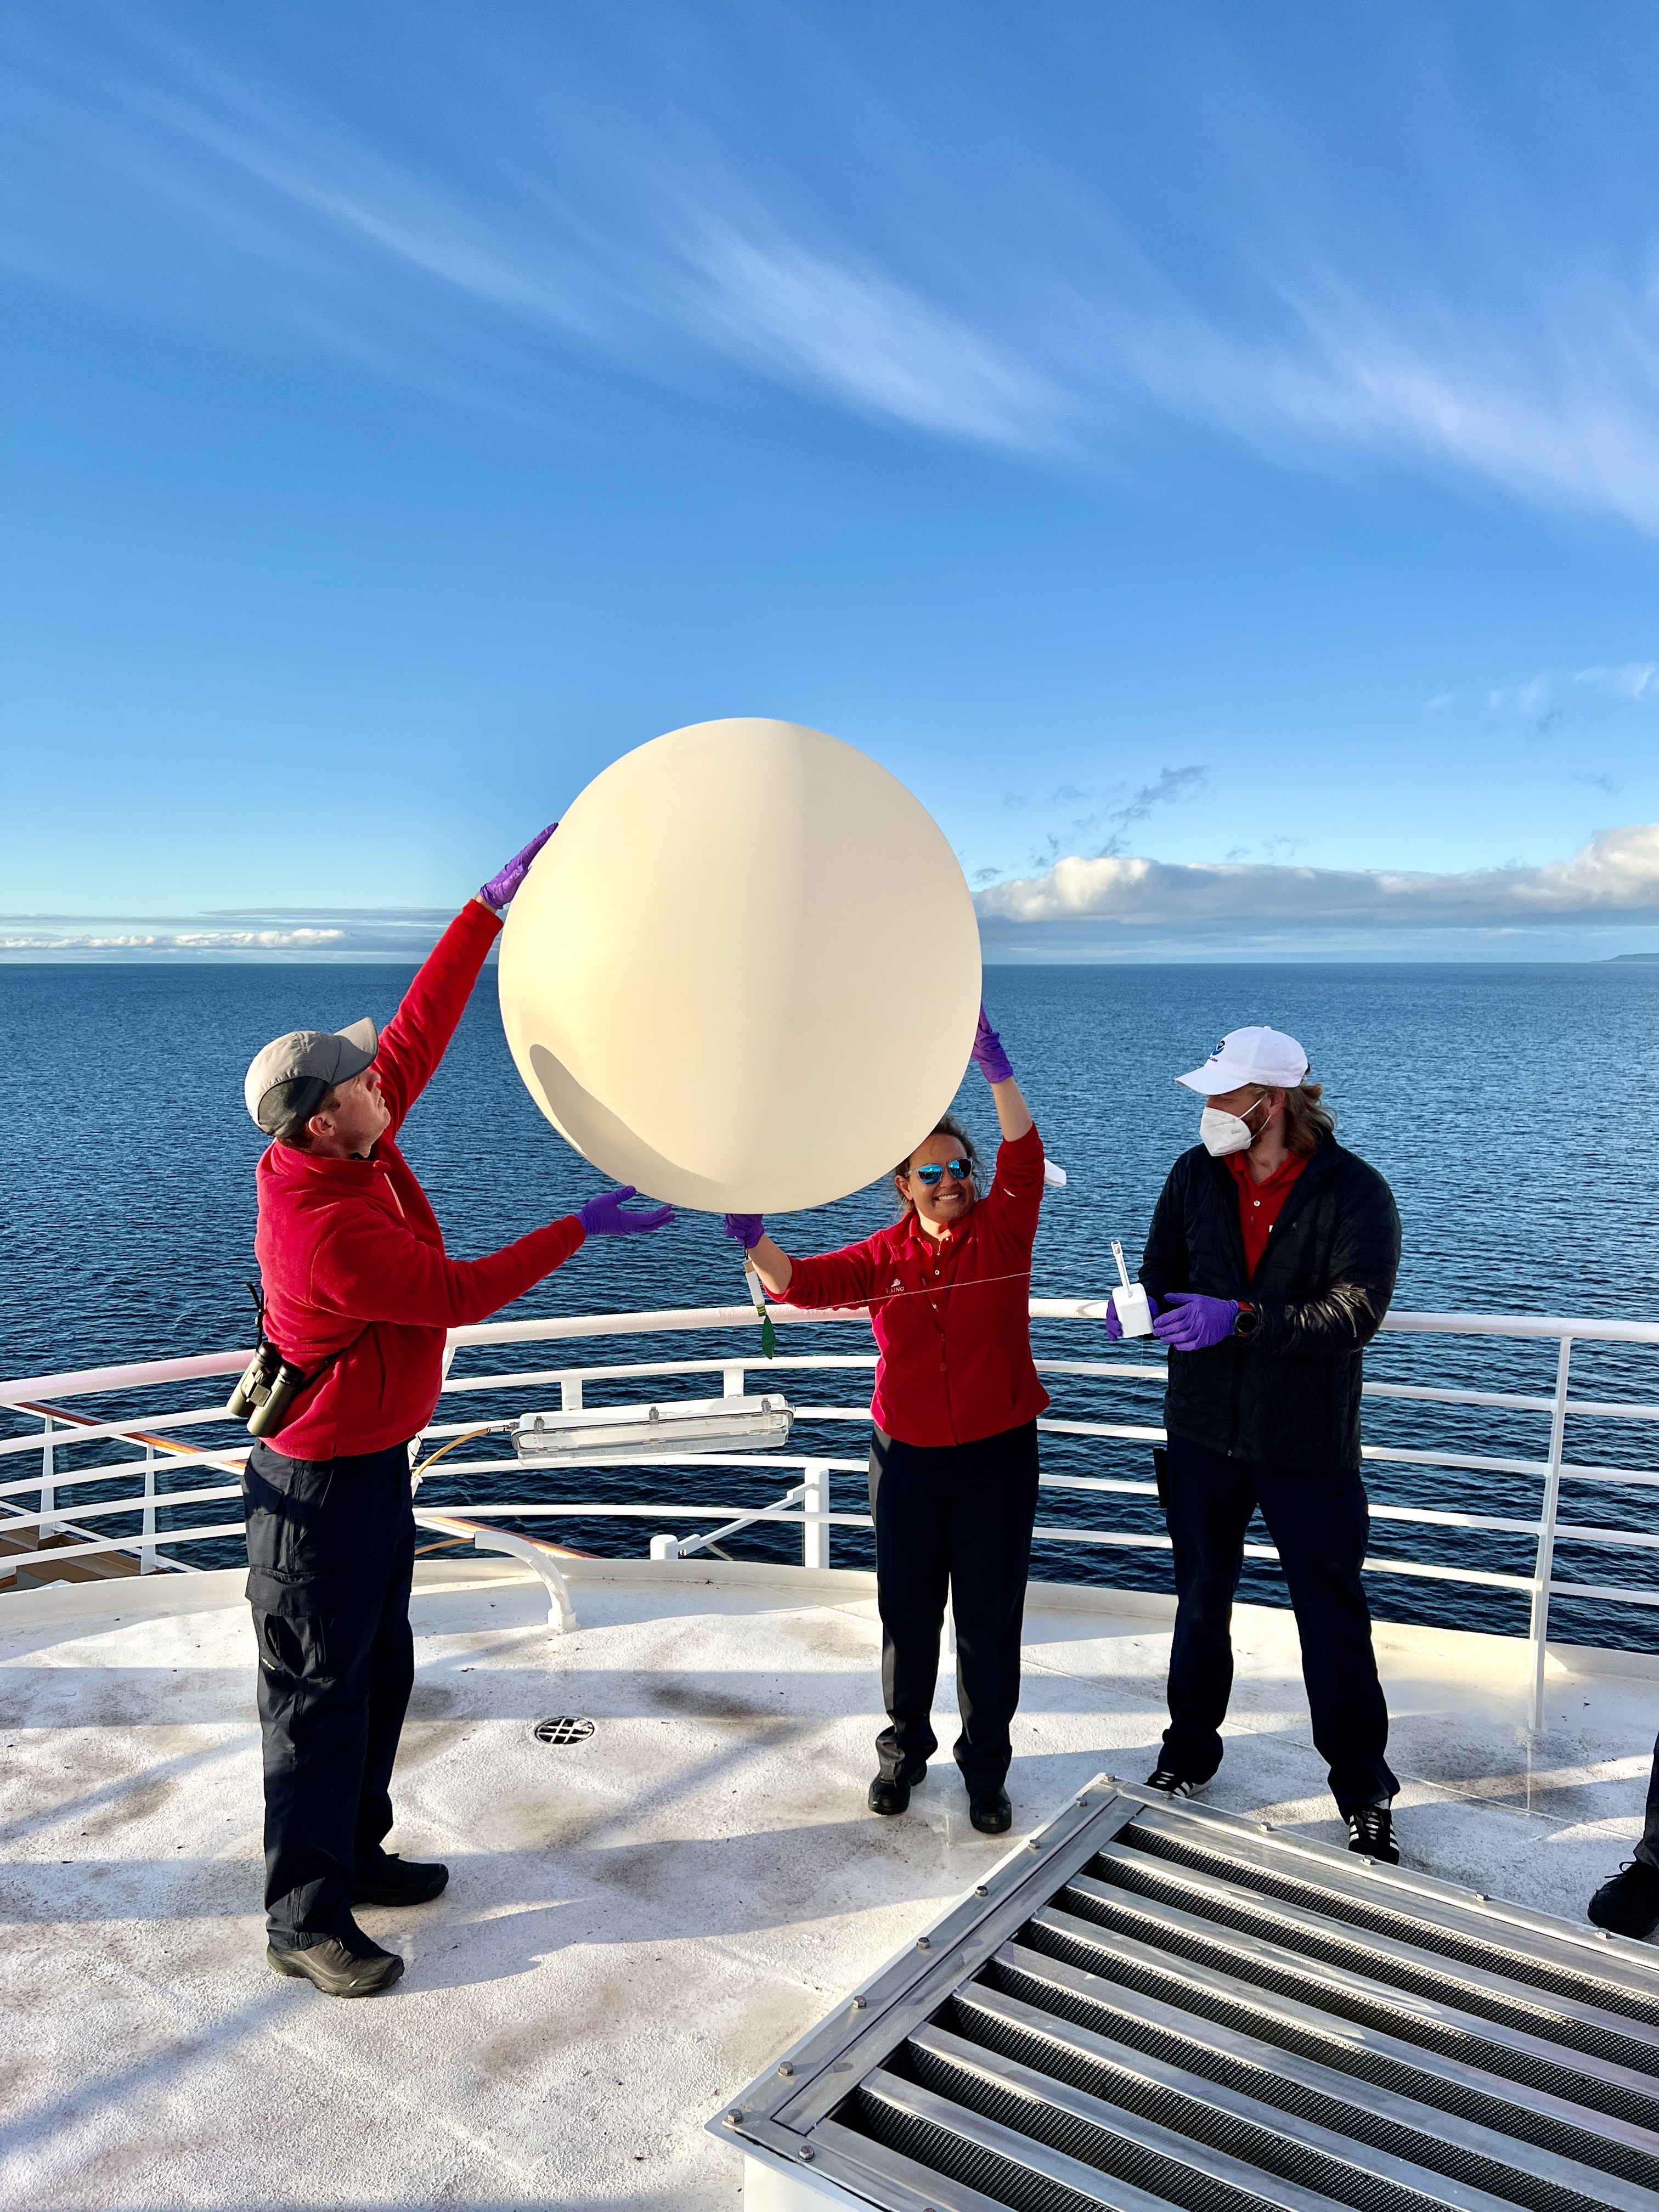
[712,1775,1142,2198]
[710,1775,1659,2208]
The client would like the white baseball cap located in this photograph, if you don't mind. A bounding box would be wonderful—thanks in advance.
[1176,1025,1309,1095]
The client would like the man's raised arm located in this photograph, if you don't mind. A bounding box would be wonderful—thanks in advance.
[375,825,556,1130]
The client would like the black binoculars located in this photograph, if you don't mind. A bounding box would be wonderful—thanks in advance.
[228,1339,312,1437]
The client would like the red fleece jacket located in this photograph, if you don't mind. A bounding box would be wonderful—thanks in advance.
[252,899,584,1458]
[781,1125,1050,1448]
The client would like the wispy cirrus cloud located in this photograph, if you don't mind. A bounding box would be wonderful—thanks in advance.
[976,763,1207,888]
[1576,662,1659,700]
[1097,765,1208,857]
[1488,676,1553,714]
[9,7,1659,517]
[1479,661,1659,739]
[1132,297,1659,532]
[684,224,1059,446]
[0,13,1057,449]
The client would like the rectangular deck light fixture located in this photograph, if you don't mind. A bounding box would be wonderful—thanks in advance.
[512,1393,793,1464]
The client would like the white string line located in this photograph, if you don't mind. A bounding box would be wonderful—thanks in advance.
[785,1266,1040,1313]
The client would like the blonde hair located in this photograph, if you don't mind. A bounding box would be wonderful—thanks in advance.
[1248,1079,1335,1159]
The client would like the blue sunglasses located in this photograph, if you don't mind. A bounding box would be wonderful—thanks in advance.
[909,1157,974,1187]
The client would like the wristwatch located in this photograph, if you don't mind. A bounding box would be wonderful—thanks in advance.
[1232,1302,1259,1339]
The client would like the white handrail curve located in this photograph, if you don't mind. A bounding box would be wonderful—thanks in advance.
[13,1297,1659,1408]
[4,1298,1657,1734]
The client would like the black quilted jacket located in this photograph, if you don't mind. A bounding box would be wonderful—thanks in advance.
[1138,1135,1401,1470]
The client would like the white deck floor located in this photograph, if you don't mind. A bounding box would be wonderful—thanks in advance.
[2,1556,1656,2211]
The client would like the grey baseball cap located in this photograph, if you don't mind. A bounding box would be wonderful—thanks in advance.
[244,1017,379,1135]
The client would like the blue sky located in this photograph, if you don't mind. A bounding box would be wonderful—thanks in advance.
[7,1,1659,957]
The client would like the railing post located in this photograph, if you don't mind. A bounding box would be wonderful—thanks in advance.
[561,1377,583,1412]
[801,1462,828,1571]
[140,1443,156,1573]
[649,1533,680,1561]
[723,1365,744,1398]
[1527,1335,1572,1734]
[40,1417,55,1540]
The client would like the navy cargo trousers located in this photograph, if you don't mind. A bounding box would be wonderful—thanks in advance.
[243,1437,416,1949]
[869,1419,1040,1794]
[1159,1431,1398,1816]
[1638,1737,1659,1873]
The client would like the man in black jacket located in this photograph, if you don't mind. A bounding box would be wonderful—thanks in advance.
[1109,1025,1403,1862]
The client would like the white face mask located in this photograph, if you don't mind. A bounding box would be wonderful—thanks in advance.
[1200,1094,1271,1158]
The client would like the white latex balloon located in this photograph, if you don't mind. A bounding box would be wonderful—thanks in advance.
[498,718,981,1212]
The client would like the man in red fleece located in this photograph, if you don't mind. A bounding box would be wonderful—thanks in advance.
[240,825,673,1997]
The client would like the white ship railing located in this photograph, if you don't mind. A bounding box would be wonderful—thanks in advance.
[3,1300,1658,1730]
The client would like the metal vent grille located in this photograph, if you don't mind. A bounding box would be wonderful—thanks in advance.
[713,1780,1659,2211]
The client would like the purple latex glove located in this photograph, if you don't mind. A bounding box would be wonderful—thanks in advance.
[578,1185,675,1237]
[1152,1291,1239,1351]
[723,1212,765,1250]
[479,822,557,910]
[970,1005,1015,1086]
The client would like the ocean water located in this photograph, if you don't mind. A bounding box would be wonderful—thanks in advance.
[3,957,1658,1649]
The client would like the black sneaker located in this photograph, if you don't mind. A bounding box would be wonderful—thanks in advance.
[868,1763,927,1816]
[969,1787,1012,1835]
[1587,1859,1659,1940]
[1346,1802,1400,1865]
[351,1854,449,1908]
[267,1930,404,1998]
[1145,1767,1198,1799]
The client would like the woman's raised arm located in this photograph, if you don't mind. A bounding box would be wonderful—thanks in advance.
[972,1007,1034,1141]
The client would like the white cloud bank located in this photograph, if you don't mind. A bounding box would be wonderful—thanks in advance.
[977,825,1659,939]
[1,927,347,951]
[13,832,1659,964]
[0,909,453,961]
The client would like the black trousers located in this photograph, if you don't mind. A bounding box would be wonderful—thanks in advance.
[868,1420,1040,1793]
[1639,1733,1659,1872]
[1160,1432,1398,1815]
[243,1437,416,1948]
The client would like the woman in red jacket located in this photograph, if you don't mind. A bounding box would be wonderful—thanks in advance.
[729,1010,1047,1835]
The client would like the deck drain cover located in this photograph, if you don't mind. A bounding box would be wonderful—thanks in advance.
[534,1716,594,1745]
